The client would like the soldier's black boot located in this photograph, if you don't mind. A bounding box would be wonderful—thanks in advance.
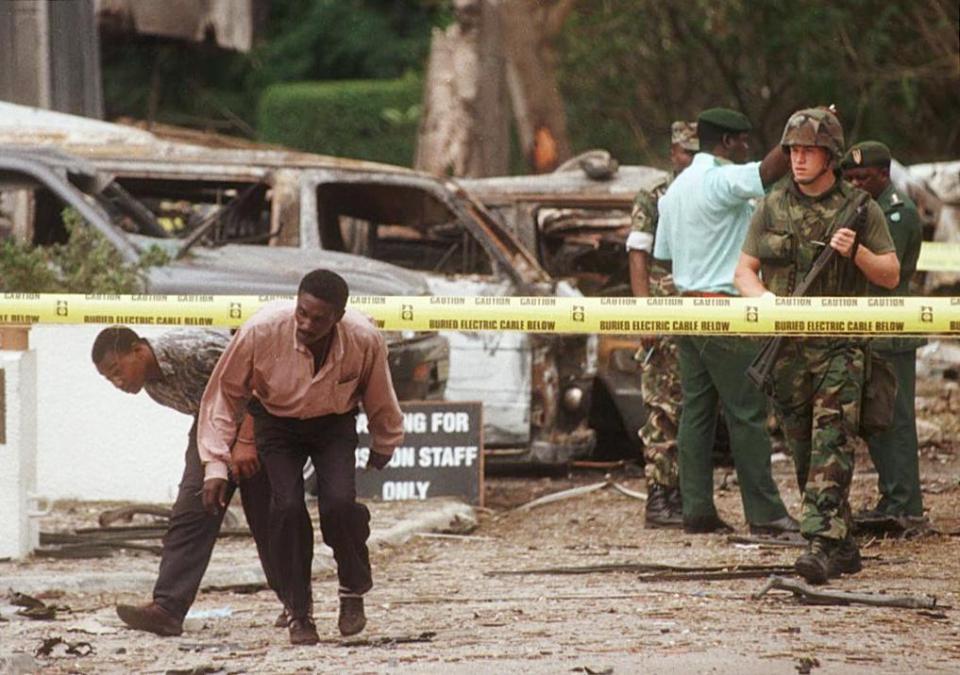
[794,537,837,585]
[645,484,683,529]
[828,537,862,577]
[667,486,683,514]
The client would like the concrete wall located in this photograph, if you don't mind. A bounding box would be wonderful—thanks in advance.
[32,325,191,503]
[0,350,39,558]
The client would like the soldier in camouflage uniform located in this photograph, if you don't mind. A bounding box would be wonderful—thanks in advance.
[91,327,293,635]
[735,108,900,583]
[626,121,697,528]
[842,141,926,524]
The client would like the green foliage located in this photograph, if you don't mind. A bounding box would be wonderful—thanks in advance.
[559,0,960,166]
[257,77,422,165]
[100,0,446,137]
[254,0,444,85]
[0,239,59,292]
[0,210,170,293]
[101,40,260,136]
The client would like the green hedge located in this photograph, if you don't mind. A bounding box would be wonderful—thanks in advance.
[257,77,422,166]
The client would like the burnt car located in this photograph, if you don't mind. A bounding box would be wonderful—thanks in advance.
[0,145,449,402]
[0,104,600,464]
[461,163,669,456]
[84,156,595,464]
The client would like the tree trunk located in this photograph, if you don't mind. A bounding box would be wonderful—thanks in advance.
[414,0,509,178]
[501,0,576,173]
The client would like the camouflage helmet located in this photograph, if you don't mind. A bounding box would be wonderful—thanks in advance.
[780,108,844,159]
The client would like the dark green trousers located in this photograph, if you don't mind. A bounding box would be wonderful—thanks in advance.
[676,336,789,525]
[866,349,923,517]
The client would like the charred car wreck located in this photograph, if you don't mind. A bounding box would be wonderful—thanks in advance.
[0,145,449,403]
[0,104,597,464]
[462,163,670,457]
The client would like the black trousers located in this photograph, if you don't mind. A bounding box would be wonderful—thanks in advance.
[153,419,281,620]
[251,401,371,620]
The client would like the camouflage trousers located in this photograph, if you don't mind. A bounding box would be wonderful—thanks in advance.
[639,337,681,488]
[771,341,865,541]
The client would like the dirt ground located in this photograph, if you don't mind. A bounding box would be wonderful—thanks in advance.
[2,380,960,673]
[1,448,958,674]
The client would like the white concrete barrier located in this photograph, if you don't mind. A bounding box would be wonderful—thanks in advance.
[0,349,39,559]
[32,325,190,503]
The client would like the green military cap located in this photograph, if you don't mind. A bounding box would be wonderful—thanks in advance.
[670,120,699,151]
[697,107,752,132]
[841,141,892,169]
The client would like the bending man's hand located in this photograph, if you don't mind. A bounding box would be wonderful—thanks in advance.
[202,478,229,516]
[366,450,392,471]
[230,439,261,480]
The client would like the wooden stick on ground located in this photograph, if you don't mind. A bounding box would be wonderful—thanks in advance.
[487,562,793,577]
[752,575,939,609]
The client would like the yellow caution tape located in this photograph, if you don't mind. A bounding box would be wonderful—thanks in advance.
[1,293,959,336]
[917,242,960,272]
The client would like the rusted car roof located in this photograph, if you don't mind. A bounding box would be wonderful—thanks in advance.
[461,165,668,205]
[0,101,417,175]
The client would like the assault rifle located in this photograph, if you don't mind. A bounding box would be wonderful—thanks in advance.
[746,191,871,395]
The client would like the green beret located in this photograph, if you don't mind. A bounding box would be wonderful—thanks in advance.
[841,141,892,169]
[697,107,752,132]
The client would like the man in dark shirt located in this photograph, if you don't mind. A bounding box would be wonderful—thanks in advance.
[842,141,926,523]
[92,327,289,636]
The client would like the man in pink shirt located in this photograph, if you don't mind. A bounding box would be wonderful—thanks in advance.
[198,269,404,645]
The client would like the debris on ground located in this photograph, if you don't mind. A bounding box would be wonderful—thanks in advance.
[487,561,794,579]
[67,618,118,635]
[35,637,94,657]
[512,479,646,513]
[753,576,939,609]
[9,592,59,621]
[339,631,437,647]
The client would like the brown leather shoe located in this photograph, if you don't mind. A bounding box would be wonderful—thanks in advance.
[274,608,289,628]
[288,617,320,645]
[338,596,366,637]
[116,602,182,636]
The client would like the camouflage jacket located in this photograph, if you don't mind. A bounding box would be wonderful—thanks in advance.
[743,179,895,297]
[144,329,231,416]
[629,178,676,297]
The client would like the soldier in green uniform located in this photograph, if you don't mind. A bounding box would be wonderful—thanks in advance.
[841,141,925,523]
[627,120,698,528]
[734,109,900,584]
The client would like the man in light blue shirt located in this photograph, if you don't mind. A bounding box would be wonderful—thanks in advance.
[654,107,796,535]
[655,152,766,294]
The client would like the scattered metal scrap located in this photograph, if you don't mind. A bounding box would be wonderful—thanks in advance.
[9,592,59,621]
[164,667,223,675]
[37,505,250,559]
[487,562,794,582]
[339,631,437,648]
[571,666,614,675]
[512,479,645,513]
[852,514,933,539]
[97,504,173,527]
[35,637,94,657]
[752,576,940,609]
[201,582,269,594]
